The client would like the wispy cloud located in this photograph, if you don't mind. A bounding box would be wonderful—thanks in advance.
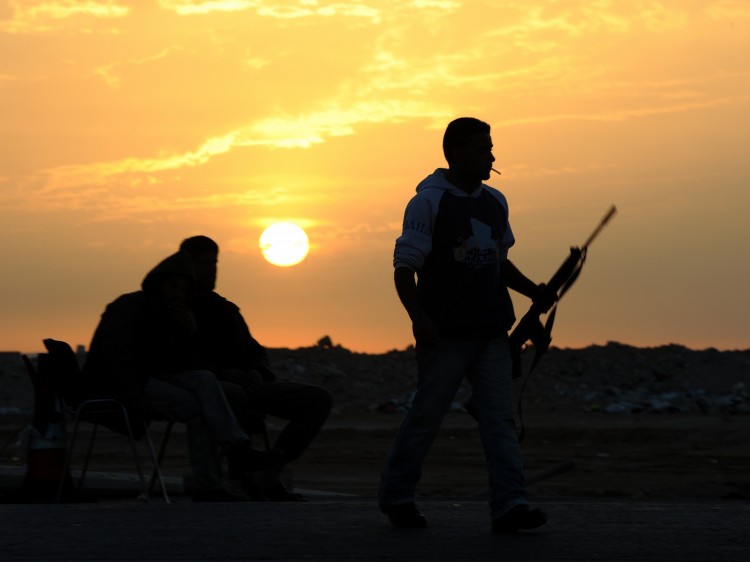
[41,131,240,191]
[497,95,750,128]
[0,0,129,34]
[257,3,380,23]
[159,0,261,15]
[5,0,748,225]
[503,163,610,179]
[707,0,750,20]
[95,46,183,88]
[38,98,449,193]
[160,0,381,22]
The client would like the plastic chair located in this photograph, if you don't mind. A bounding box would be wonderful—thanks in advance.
[40,339,171,503]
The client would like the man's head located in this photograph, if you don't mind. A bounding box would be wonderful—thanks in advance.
[442,117,495,183]
[141,250,195,301]
[160,274,191,305]
[180,235,219,293]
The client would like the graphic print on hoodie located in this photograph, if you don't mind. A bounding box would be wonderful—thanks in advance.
[394,169,517,340]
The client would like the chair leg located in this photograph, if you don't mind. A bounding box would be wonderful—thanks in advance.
[79,423,98,488]
[117,404,150,501]
[57,414,82,503]
[261,423,271,451]
[156,421,174,467]
[145,420,171,503]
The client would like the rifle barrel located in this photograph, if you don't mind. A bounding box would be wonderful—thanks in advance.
[582,205,617,249]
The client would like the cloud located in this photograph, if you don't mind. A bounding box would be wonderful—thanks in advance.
[707,0,750,20]
[258,3,381,23]
[95,46,183,88]
[158,0,261,15]
[160,0,381,22]
[640,3,689,32]
[485,3,631,41]
[0,0,129,34]
[503,163,609,178]
[40,130,239,191]
[497,95,750,128]
[38,98,449,192]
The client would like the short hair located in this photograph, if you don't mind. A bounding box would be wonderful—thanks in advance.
[442,117,491,163]
[180,235,219,256]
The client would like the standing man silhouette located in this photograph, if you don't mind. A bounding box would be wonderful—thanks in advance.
[379,117,549,533]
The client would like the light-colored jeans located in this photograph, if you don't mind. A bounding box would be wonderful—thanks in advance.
[378,335,527,519]
[143,370,248,490]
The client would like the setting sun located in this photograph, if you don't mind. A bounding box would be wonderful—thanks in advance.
[259,223,310,267]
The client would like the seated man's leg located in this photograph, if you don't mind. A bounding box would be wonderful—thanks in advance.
[234,382,331,501]
[141,376,223,492]
[220,380,271,499]
[157,370,247,446]
[150,371,283,491]
[220,380,260,445]
[250,381,333,463]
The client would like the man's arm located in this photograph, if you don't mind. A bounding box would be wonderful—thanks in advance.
[232,308,276,382]
[503,259,552,309]
[86,296,148,403]
[394,266,440,348]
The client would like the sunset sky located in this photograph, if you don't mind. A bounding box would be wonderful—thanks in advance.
[1,0,749,354]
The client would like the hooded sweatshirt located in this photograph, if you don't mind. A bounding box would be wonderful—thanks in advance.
[393,168,516,340]
[84,251,198,403]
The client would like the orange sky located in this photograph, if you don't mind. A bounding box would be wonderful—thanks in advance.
[1,0,749,354]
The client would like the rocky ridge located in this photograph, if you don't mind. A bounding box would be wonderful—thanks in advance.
[1,342,748,417]
[268,340,750,415]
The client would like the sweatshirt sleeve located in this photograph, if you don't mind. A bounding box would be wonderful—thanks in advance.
[486,186,516,256]
[393,190,440,271]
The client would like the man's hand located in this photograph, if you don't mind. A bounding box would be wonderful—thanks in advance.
[221,367,265,393]
[533,283,557,313]
[412,313,441,348]
[166,302,198,334]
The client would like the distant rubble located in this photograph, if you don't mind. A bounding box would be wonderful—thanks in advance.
[1,340,748,417]
[268,339,750,415]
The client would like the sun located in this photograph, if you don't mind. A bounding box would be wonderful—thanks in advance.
[259,222,310,267]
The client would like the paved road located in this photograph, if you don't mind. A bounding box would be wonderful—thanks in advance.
[1,496,748,561]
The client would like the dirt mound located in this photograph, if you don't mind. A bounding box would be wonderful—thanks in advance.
[268,340,750,415]
[2,342,748,416]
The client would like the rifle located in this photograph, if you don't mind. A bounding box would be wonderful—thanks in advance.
[509,205,617,379]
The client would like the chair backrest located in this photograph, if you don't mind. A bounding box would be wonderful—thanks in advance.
[41,338,146,439]
[41,339,85,410]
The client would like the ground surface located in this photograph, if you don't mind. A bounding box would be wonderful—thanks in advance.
[4,410,747,502]
[2,498,749,561]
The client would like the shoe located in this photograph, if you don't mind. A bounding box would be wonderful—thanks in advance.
[492,504,547,534]
[191,488,249,502]
[264,481,307,502]
[236,476,267,501]
[381,503,427,528]
[226,442,284,479]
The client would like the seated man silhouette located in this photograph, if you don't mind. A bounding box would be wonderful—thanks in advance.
[84,250,281,501]
[179,235,333,501]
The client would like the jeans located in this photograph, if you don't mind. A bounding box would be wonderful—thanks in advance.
[221,380,333,464]
[143,370,248,490]
[378,335,527,518]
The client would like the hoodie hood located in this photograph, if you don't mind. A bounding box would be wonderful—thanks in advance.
[415,168,484,197]
[141,250,196,295]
